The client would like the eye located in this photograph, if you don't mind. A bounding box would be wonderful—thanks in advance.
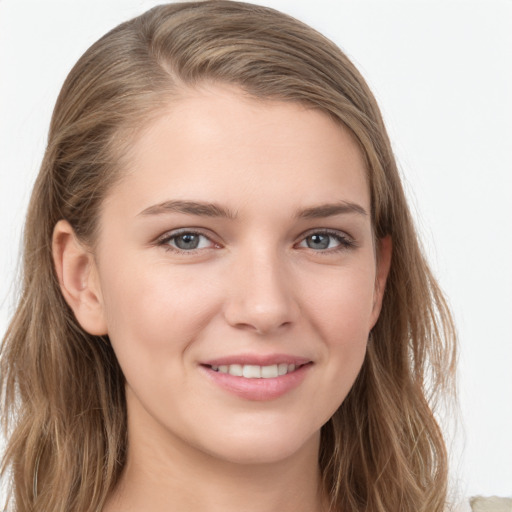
[297,230,355,251]
[157,230,218,252]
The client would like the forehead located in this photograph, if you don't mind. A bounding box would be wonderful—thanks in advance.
[104,85,370,218]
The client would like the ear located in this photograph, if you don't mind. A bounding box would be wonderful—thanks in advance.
[370,235,392,329]
[52,220,108,335]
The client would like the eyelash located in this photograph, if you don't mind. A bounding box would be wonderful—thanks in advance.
[155,228,357,254]
[156,229,219,254]
[298,229,357,252]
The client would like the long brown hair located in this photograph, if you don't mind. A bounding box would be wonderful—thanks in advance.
[1,2,456,511]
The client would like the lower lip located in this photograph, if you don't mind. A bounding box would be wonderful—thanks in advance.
[200,363,312,401]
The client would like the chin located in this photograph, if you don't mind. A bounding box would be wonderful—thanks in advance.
[197,425,321,466]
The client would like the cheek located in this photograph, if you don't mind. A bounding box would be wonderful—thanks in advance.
[303,264,375,402]
[305,262,377,342]
[98,258,221,369]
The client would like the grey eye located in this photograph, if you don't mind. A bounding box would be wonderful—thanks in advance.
[159,230,217,253]
[297,231,353,251]
[172,233,203,250]
[306,234,330,250]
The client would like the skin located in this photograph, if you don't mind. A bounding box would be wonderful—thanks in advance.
[53,84,391,512]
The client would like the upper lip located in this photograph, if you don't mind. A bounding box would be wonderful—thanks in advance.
[201,354,312,367]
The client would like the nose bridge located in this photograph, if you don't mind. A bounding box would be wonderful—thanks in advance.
[224,241,298,334]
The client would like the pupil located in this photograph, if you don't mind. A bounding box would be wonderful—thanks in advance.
[308,234,329,250]
[176,233,199,250]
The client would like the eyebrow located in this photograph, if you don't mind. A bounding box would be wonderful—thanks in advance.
[297,201,368,219]
[138,200,238,219]
[138,199,367,220]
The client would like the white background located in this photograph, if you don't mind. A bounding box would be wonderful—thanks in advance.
[1,0,511,504]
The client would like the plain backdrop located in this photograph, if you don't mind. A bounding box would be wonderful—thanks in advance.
[1,0,511,503]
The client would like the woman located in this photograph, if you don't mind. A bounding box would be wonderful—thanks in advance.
[0,2,456,511]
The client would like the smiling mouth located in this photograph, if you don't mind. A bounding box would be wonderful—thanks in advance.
[205,363,309,379]
[201,360,313,400]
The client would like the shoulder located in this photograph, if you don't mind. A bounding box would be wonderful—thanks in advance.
[469,497,512,512]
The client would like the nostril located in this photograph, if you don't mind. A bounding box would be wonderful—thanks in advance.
[222,271,300,334]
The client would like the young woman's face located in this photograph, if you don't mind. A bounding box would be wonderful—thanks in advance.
[91,85,389,465]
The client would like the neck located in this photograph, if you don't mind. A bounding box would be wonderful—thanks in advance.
[104,397,327,512]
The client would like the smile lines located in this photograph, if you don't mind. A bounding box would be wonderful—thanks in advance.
[208,363,302,379]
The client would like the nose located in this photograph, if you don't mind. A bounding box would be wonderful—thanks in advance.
[223,248,299,335]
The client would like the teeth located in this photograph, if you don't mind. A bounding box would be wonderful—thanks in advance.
[211,363,299,378]
[261,365,278,378]
[228,364,243,377]
[243,365,261,378]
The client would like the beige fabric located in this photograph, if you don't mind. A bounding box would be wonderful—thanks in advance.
[470,497,512,512]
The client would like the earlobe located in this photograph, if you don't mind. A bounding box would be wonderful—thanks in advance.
[370,235,392,328]
[52,220,108,335]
